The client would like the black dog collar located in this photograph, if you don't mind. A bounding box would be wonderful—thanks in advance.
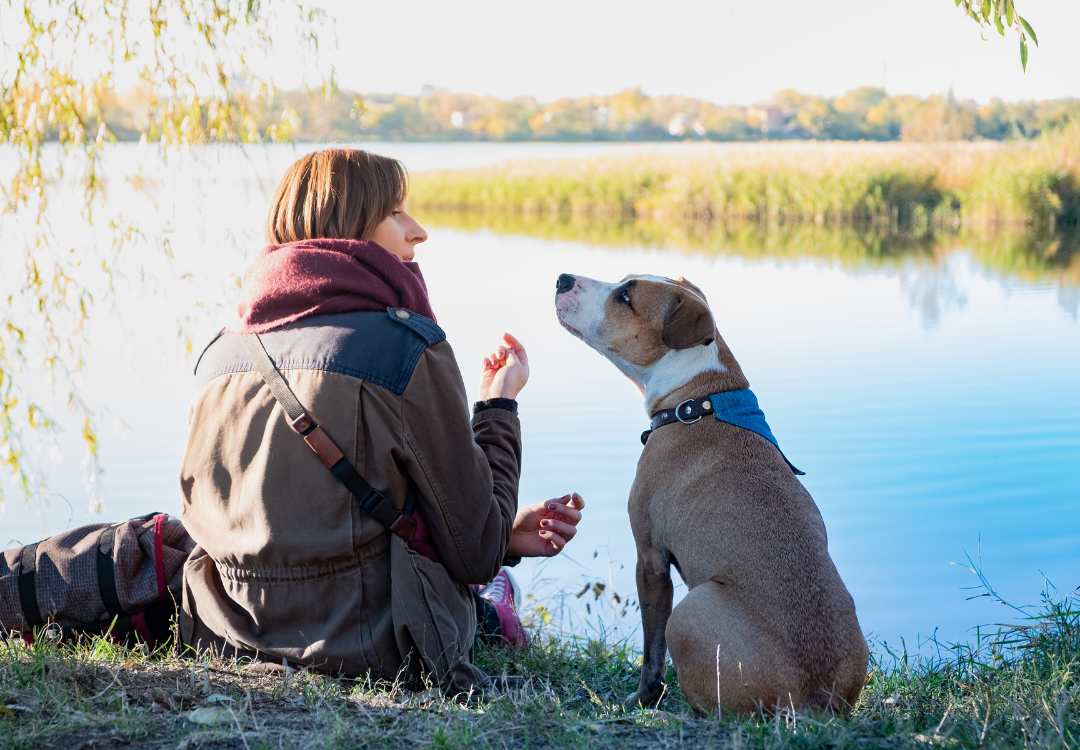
[640,396,714,445]
[640,389,804,475]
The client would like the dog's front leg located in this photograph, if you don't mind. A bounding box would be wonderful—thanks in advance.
[626,547,673,709]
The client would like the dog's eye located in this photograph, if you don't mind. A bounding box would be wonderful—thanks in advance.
[616,288,632,307]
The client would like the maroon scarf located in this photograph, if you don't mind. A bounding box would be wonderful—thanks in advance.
[229,238,436,334]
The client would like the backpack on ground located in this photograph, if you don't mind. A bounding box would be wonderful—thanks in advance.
[0,513,195,648]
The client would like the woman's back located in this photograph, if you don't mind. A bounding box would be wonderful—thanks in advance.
[176,149,573,692]
[181,305,521,685]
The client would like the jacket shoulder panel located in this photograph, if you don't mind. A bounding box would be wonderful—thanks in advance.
[195,310,446,394]
[386,307,445,346]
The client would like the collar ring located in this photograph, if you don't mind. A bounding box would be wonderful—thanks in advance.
[675,398,702,424]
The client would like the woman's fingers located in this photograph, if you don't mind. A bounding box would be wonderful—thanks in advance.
[542,492,584,555]
[539,529,567,555]
[546,493,584,524]
[482,345,514,369]
[502,332,525,353]
[540,518,577,540]
[502,333,529,370]
[546,501,581,524]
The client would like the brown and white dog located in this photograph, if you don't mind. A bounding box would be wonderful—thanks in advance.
[554,272,867,716]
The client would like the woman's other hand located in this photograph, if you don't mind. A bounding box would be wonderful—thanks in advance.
[506,493,584,558]
[479,333,530,401]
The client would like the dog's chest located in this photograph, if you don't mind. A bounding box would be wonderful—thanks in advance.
[627,459,709,551]
[627,426,748,558]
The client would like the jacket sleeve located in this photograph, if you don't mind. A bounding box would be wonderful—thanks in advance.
[399,339,521,584]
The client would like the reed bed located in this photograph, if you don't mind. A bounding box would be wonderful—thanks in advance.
[410,129,1080,230]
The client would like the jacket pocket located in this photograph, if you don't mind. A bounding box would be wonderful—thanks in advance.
[389,534,488,695]
[182,546,375,677]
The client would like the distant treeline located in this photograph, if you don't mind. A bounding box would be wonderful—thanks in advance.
[99,86,1080,144]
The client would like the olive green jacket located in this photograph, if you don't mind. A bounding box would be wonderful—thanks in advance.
[178,309,521,691]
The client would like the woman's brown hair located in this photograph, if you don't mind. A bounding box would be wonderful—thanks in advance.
[265,149,409,244]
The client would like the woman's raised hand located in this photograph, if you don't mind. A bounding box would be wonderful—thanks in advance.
[507,493,585,558]
[479,332,530,401]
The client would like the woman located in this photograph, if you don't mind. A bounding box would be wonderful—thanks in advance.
[178,149,584,693]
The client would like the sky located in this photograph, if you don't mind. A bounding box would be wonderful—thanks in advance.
[292,0,1079,105]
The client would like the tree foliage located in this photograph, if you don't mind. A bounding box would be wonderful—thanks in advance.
[0,0,328,505]
[246,85,1079,144]
[955,0,1038,71]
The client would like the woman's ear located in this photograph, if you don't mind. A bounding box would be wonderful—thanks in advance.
[661,293,716,350]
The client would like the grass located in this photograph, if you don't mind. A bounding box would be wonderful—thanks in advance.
[4,581,1080,749]
[408,128,1080,230]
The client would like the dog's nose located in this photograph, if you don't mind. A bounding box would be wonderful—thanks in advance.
[556,274,576,295]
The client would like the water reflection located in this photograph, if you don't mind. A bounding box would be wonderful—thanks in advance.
[419,211,1080,321]
[897,256,970,327]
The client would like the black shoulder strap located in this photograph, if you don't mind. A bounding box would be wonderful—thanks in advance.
[240,333,417,541]
[240,333,308,422]
[97,525,128,620]
[18,543,44,630]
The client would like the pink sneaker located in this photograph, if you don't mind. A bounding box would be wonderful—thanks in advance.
[479,568,528,649]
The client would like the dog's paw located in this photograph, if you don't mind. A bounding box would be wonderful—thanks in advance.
[625,684,666,711]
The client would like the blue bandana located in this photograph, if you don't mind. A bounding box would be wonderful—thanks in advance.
[710,389,804,475]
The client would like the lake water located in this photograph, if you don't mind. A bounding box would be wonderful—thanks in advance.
[2,142,1078,653]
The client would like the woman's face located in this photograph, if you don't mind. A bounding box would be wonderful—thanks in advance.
[369,204,428,262]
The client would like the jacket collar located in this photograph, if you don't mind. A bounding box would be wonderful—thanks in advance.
[230,238,436,334]
[642,388,805,475]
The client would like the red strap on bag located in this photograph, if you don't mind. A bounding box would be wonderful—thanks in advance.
[129,611,155,645]
[153,514,166,599]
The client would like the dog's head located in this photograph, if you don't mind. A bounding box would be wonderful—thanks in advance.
[555,273,737,409]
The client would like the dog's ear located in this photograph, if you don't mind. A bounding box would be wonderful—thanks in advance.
[676,276,708,303]
[661,293,715,350]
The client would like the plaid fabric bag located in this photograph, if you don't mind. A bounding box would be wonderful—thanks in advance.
[0,513,195,647]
